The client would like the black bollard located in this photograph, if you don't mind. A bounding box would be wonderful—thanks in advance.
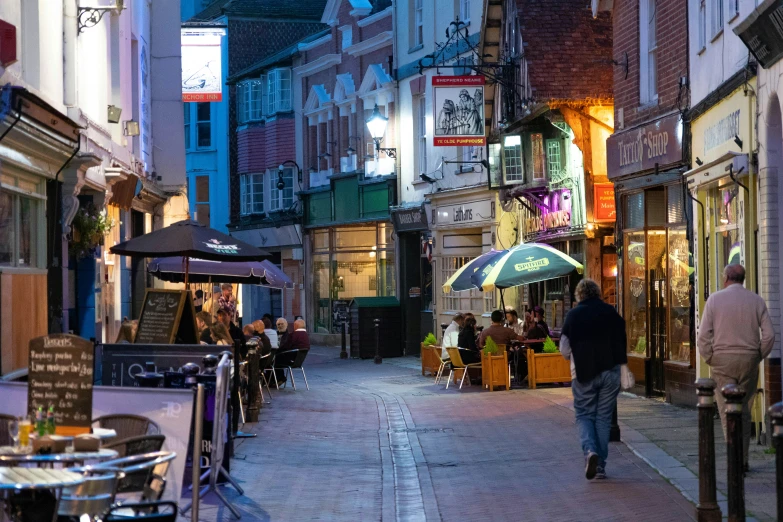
[340,321,348,359]
[246,347,260,422]
[722,384,746,522]
[374,318,382,364]
[609,405,621,442]
[769,401,783,521]
[696,378,721,522]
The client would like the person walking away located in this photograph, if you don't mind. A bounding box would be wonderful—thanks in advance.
[196,311,214,345]
[697,264,774,472]
[442,313,465,358]
[560,279,627,480]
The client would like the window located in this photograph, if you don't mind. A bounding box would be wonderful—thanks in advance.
[416,96,428,175]
[441,256,495,313]
[236,79,264,125]
[340,26,352,50]
[531,133,546,180]
[240,173,264,215]
[546,139,563,181]
[413,0,424,47]
[196,102,211,148]
[698,0,706,51]
[269,168,294,211]
[711,0,723,38]
[184,104,191,149]
[502,134,523,182]
[266,69,292,115]
[0,173,45,268]
[639,0,658,104]
[459,0,470,22]
[195,176,210,226]
[730,0,739,20]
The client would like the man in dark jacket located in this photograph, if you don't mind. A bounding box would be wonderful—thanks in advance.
[560,278,627,481]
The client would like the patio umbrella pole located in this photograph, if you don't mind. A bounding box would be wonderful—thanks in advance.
[500,288,506,313]
[184,256,190,289]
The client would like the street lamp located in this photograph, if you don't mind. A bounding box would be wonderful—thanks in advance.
[365,104,396,159]
[278,160,302,188]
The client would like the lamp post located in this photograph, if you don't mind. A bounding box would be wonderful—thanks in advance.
[278,160,302,189]
[365,104,396,176]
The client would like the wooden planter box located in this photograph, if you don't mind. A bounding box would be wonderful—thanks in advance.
[482,351,510,391]
[420,344,442,376]
[526,349,571,389]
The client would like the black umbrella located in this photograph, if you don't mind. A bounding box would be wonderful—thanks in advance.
[110,220,271,285]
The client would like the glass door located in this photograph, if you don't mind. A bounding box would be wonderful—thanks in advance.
[647,230,667,394]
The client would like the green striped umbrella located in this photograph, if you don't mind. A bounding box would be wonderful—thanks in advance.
[442,249,505,293]
[479,242,584,292]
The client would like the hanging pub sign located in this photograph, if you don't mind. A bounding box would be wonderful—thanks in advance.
[432,76,486,147]
[594,184,616,222]
[734,0,783,69]
[181,28,225,102]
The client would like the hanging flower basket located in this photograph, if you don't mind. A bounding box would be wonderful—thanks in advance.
[69,205,114,259]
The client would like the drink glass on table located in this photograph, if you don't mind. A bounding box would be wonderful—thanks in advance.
[8,419,18,449]
[18,418,31,448]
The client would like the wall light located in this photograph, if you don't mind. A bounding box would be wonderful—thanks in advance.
[695,157,703,166]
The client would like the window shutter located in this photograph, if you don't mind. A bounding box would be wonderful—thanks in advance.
[625,192,644,229]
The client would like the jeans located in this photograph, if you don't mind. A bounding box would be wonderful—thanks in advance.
[572,365,621,467]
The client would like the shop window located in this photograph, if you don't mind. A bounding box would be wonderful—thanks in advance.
[269,167,294,211]
[667,185,685,224]
[312,253,331,333]
[335,227,375,250]
[668,228,691,362]
[713,184,741,288]
[625,192,645,229]
[194,176,210,226]
[502,135,523,183]
[240,173,264,215]
[313,230,330,252]
[196,102,211,148]
[625,231,647,355]
[0,173,45,268]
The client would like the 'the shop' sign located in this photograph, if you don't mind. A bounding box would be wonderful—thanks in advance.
[607,113,683,179]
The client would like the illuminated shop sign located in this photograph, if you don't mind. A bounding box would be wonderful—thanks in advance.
[181,28,225,102]
[594,184,616,222]
[525,188,572,234]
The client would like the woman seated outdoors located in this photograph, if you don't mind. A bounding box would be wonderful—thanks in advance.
[457,316,481,364]
[211,323,233,345]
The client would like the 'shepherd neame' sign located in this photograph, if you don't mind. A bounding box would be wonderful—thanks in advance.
[607,112,684,180]
[735,0,783,69]
[28,334,94,432]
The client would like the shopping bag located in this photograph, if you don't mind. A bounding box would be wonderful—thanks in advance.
[620,364,635,390]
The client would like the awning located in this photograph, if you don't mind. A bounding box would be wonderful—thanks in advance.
[230,224,302,250]
[684,152,748,187]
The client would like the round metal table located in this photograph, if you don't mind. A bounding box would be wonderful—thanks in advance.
[0,467,85,522]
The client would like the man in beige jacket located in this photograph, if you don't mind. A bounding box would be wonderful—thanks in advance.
[697,264,774,471]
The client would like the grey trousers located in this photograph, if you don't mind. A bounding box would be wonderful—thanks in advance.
[710,353,761,467]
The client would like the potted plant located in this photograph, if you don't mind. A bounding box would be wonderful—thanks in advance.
[420,332,441,377]
[69,205,115,259]
[527,336,572,389]
[481,337,509,391]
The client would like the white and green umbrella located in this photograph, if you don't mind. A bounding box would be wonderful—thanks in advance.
[478,242,584,293]
[442,249,506,293]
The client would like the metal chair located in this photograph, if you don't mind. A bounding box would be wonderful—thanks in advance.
[103,500,178,521]
[445,347,482,390]
[103,434,166,458]
[91,451,176,500]
[271,350,298,390]
[284,349,310,391]
[57,468,124,521]
[258,352,274,403]
[92,414,161,441]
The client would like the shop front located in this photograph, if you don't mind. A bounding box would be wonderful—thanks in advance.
[430,187,504,336]
[391,205,431,355]
[607,111,693,404]
[685,86,757,381]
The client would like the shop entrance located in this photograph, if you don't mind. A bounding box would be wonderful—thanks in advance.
[649,276,667,394]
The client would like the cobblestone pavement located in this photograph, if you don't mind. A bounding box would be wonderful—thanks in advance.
[188,348,697,521]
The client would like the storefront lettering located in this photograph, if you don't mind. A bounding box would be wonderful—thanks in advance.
[618,131,670,168]
[514,257,550,272]
[704,109,740,152]
[525,210,571,233]
[453,206,473,222]
[397,212,422,225]
[607,113,683,179]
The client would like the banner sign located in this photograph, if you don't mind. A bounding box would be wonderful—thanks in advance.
[734,0,783,69]
[525,188,572,235]
[181,28,225,102]
[433,76,486,147]
[594,184,617,222]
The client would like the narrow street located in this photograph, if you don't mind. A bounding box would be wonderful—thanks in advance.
[194,348,696,521]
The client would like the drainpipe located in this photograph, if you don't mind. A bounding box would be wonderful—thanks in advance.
[63,0,78,107]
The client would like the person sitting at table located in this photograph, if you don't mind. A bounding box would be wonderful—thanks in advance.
[532,306,550,336]
[252,319,273,355]
[217,309,245,348]
[262,317,278,348]
[281,319,310,352]
[458,316,479,352]
[115,317,138,343]
[196,311,214,345]
[211,323,233,345]
[479,310,519,349]
[505,309,525,336]
[442,313,464,358]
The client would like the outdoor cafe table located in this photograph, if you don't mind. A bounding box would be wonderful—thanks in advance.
[0,448,118,467]
[0,467,85,522]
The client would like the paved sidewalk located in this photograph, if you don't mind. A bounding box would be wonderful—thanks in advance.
[186,349,698,521]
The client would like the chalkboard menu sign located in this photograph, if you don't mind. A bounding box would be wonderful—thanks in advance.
[28,334,94,435]
[135,289,198,344]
